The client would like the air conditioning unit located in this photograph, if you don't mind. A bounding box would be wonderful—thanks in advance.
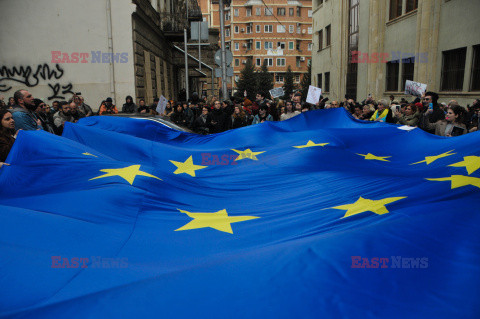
[241,28,245,32]
[302,29,306,34]
[242,60,247,64]
[300,57,305,61]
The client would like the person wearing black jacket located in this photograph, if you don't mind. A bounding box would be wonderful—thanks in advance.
[170,103,188,127]
[229,105,248,130]
[210,100,226,133]
[418,91,445,133]
[194,106,212,134]
[122,96,137,113]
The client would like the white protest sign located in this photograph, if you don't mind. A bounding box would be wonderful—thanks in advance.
[269,87,284,99]
[156,95,168,115]
[306,85,322,104]
[404,80,427,97]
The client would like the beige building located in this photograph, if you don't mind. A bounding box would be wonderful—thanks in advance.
[311,0,480,105]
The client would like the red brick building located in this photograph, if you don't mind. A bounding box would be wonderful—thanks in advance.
[199,0,313,94]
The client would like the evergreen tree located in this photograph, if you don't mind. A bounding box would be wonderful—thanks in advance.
[256,60,274,99]
[300,61,312,100]
[234,58,257,101]
[282,66,296,100]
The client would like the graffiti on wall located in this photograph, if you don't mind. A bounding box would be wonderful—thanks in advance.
[0,63,74,100]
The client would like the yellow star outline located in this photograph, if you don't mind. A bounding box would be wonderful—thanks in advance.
[82,152,98,157]
[411,150,456,165]
[232,148,265,161]
[426,175,480,190]
[293,140,329,149]
[89,165,161,185]
[175,209,259,234]
[356,153,392,162]
[328,196,407,218]
[448,156,480,175]
[169,155,207,177]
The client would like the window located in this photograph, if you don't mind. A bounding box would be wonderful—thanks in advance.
[234,42,239,51]
[277,42,286,49]
[289,41,294,50]
[317,73,322,88]
[277,25,286,33]
[297,26,301,34]
[246,25,252,33]
[296,41,301,51]
[297,58,301,68]
[277,58,286,66]
[406,0,418,13]
[308,27,312,34]
[297,7,301,17]
[264,25,273,33]
[401,58,415,91]
[277,8,286,16]
[264,58,273,66]
[256,7,261,15]
[441,47,467,91]
[235,59,240,67]
[234,26,239,33]
[235,75,239,82]
[308,10,313,17]
[386,61,400,91]
[324,72,330,93]
[255,58,261,66]
[256,25,261,33]
[255,41,261,50]
[265,41,273,50]
[289,25,294,33]
[318,29,323,50]
[246,8,252,16]
[225,28,230,37]
[295,75,301,83]
[326,25,331,46]
[225,43,230,50]
[275,75,284,82]
[246,41,252,51]
[389,0,402,20]
[234,8,239,16]
[471,45,480,91]
[265,7,273,16]
[225,12,230,20]
[308,43,313,51]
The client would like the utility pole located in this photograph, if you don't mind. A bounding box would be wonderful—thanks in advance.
[219,0,228,100]
[184,1,189,100]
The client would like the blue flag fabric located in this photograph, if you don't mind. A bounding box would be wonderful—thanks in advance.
[1,109,479,318]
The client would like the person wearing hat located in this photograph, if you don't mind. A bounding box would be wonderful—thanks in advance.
[99,97,118,115]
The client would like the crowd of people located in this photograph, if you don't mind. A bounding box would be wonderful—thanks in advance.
[1,88,479,166]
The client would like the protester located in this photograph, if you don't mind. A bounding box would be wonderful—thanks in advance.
[137,99,149,114]
[280,101,300,121]
[70,102,86,122]
[163,101,174,118]
[370,99,394,123]
[229,105,247,129]
[73,95,93,117]
[53,101,75,134]
[210,100,226,133]
[122,95,137,114]
[0,109,18,165]
[351,104,363,119]
[7,97,15,108]
[360,104,375,120]
[170,103,188,127]
[395,104,420,126]
[193,106,211,134]
[10,90,43,131]
[252,106,273,124]
[98,97,118,115]
[422,105,467,137]
[34,99,56,134]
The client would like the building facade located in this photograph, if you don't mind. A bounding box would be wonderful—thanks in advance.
[0,0,208,109]
[199,0,313,94]
[311,0,480,105]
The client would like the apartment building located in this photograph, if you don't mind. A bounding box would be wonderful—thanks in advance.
[199,0,313,94]
[311,0,480,105]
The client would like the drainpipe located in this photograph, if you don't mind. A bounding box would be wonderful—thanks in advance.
[106,0,116,103]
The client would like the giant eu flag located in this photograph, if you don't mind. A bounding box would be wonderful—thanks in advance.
[0,109,479,318]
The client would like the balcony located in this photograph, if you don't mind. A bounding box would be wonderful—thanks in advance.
[186,0,203,22]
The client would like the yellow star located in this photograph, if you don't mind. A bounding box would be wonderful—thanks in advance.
[328,196,406,218]
[89,165,161,185]
[411,150,455,165]
[293,140,329,148]
[82,152,98,157]
[175,209,259,234]
[356,153,391,162]
[448,156,480,175]
[232,149,265,161]
[426,175,480,190]
[169,156,207,177]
